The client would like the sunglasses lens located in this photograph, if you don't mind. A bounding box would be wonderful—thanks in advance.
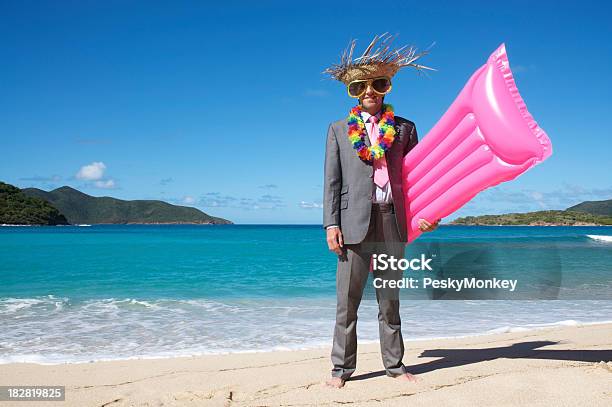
[372,78,391,94]
[348,81,366,97]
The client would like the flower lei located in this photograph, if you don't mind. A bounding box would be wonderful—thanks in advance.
[347,104,396,164]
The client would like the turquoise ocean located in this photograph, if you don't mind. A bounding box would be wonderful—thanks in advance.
[1,225,611,364]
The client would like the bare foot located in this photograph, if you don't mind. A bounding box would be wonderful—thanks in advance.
[395,372,418,382]
[325,377,345,388]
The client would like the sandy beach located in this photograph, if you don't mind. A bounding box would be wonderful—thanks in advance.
[0,323,610,406]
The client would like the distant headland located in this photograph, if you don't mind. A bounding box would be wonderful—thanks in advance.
[0,181,232,226]
[451,199,612,226]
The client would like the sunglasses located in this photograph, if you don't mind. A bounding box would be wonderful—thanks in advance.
[347,76,393,98]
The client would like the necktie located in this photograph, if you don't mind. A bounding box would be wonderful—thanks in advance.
[367,115,389,188]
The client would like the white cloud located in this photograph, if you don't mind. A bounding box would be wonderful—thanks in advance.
[299,201,323,209]
[76,162,106,181]
[182,196,196,204]
[192,193,284,210]
[94,179,115,189]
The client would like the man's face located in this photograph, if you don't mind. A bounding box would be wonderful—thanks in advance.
[359,80,383,112]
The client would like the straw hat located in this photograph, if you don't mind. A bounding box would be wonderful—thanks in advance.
[324,33,433,84]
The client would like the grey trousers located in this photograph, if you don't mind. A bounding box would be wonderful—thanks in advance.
[331,203,407,380]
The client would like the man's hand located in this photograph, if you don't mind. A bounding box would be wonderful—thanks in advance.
[326,227,344,255]
[418,218,441,233]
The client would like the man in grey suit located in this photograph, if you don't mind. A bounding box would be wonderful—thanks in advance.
[323,34,440,388]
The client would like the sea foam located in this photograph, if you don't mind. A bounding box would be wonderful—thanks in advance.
[587,234,612,242]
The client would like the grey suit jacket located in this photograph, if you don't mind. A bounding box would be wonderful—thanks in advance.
[323,115,418,245]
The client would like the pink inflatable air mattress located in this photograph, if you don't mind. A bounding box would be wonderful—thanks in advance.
[402,44,552,243]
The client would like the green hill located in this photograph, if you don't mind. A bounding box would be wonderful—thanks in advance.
[0,182,69,225]
[20,185,232,225]
[452,210,612,226]
[566,199,612,217]
[452,199,612,226]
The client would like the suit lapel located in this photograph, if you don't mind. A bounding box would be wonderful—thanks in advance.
[388,123,402,157]
[386,123,404,180]
[362,118,371,147]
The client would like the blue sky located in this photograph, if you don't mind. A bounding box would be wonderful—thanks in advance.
[2,1,611,224]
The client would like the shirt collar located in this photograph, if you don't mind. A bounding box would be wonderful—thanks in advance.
[361,109,382,123]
